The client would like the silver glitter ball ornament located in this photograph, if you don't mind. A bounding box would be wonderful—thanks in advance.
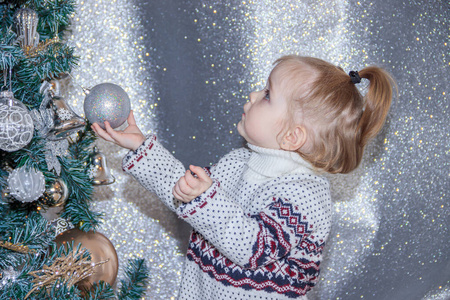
[84,83,131,129]
[0,91,34,152]
[7,166,45,203]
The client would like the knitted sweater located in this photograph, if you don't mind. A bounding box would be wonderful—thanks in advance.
[123,135,332,300]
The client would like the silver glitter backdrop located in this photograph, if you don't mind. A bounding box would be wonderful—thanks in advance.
[66,0,449,299]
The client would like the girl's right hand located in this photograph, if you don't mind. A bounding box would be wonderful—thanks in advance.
[91,110,146,151]
[172,165,213,203]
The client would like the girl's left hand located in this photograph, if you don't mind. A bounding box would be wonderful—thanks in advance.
[173,165,213,203]
[91,110,146,151]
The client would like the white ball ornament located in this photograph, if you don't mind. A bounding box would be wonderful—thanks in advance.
[7,166,46,203]
[0,91,34,152]
[83,83,131,129]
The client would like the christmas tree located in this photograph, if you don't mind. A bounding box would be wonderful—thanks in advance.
[0,1,148,299]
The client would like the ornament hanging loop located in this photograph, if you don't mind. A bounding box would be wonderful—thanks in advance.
[2,56,13,92]
[1,64,17,107]
[2,69,7,91]
[67,73,90,95]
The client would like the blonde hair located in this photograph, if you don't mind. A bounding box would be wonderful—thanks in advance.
[274,55,394,174]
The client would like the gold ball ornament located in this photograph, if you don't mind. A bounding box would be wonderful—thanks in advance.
[42,179,69,207]
[54,228,119,291]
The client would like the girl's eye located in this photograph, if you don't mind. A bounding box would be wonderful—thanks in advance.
[264,89,270,101]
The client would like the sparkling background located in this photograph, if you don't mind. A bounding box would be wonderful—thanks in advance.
[66,0,449,299]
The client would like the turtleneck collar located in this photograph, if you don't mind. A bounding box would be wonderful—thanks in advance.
[243,144,315,182]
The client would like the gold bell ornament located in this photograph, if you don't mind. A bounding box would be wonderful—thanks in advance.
[87,146,115,185]
[46,78,86,141]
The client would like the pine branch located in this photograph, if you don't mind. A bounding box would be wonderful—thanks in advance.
[0,27,23,70]
[0,280,35,300]
[118,259,149,300]
[85,281,116,300]
[0,164,8,190]
[6,126,102,232]
[27,42,79,80]
[61,199,102,232]
[69,125,97,162]
[0,211,54,269]
[10,42,79,107]
[34,280,83,300]
[11,135,49,172]
[58,126,102,232]
[58,155,102,232]
[59,156,91,203]
[0,3,16,31]
[30,0,77,40]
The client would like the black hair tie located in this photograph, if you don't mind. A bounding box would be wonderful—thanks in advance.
[349,70,361,84]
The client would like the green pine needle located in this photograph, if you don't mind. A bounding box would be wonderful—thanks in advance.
[86,281,116,300]
[118,259,150,300]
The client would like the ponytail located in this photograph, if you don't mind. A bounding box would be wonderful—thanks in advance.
[357,67,394,147]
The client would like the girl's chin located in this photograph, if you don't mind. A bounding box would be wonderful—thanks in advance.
[236,122,243,133]
[236,127,247,141]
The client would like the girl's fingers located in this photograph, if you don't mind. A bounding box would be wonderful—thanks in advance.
[177,176,192,195]
[190,165,210,182]
[173,167,212,202]
[104,121,125,143]
[173,181,192,202]
[184,169,198,187]
[91,123,116,143]
[127,110,136,126]
[172,185,183,200]
[173,181,182,195]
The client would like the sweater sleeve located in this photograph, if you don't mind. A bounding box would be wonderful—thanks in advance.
[122,135,185,212]
[177,175,331,269]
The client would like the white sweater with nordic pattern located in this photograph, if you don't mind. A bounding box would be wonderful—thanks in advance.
[123,135,332,300]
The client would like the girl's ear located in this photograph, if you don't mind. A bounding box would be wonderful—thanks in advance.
[280,126,307,151]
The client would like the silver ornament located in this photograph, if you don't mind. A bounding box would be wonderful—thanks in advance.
[48,217,74,237]
[13,8,40,49]
[88,146,115,185]
[45,95,86,141]
[46,78,86,141]
[0,91,34,152]
[83,83,131,129]
[7,166,46,203]
[31,81,56,137]
[44,139,69,175]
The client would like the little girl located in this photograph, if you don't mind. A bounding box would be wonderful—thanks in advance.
[92,55,393,299]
